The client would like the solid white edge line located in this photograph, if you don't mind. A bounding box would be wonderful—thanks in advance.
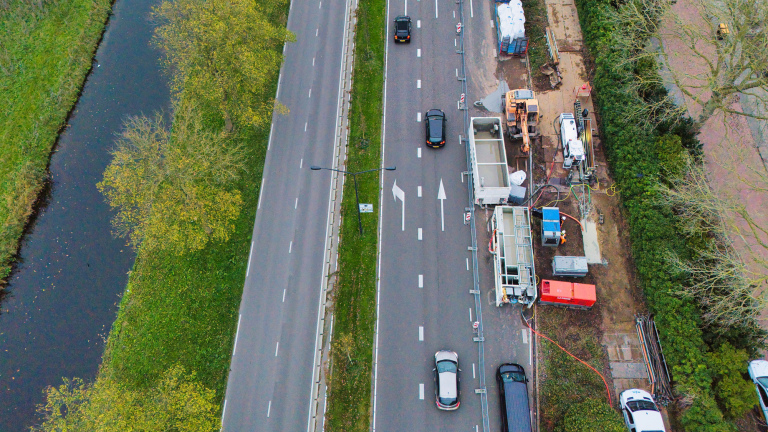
[306,0,354,427]
[233,314,242,356]
[373,0,393,427]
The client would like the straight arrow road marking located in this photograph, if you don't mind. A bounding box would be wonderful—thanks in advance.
[392,180,405,231]
[438,179,446,231]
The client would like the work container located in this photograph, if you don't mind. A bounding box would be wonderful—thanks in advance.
[539,279,595,309]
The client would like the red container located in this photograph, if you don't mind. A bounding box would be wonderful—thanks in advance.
[539,280,596,309]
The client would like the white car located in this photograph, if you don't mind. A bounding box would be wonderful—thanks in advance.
[748,359,768,421]
[619,389,666,432]
[433,350,460,410]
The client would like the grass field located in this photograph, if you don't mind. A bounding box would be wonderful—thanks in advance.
[0,0,112,284]
[322,0,386,428]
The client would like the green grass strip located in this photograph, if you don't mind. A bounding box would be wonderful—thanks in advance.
[0,0,112,284]
[522,0,549,87]
[323,0,386,428]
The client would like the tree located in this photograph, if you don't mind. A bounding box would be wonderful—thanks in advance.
[97,103,245,254]
[659,159,768,331]
[33,366,219,432]
[611,0,768,126]
[152,0,295,131]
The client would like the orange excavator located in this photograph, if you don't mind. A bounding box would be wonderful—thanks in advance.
[503,89,540,153]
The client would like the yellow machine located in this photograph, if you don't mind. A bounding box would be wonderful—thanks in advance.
[503,89,540,153]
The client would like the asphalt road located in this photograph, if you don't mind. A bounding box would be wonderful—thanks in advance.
[375,0,535,429]
[374,0,483,429]
[220,0,350,429]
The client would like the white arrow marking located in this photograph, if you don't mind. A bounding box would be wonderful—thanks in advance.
[438,179,447,231]
[392,180,405,231]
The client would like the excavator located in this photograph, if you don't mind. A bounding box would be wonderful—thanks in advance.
[503,89,540,154]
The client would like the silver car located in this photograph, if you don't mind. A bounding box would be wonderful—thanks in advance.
[748,359,768,422]
[434,350,460,410]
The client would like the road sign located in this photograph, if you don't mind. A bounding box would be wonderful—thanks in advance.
[359,204,373,213]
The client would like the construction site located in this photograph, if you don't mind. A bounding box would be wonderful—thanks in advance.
[464,0,674,429]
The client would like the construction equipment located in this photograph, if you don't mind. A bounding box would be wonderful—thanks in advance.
[503,89,540,153]
[490,206,537,307]
[565,100,596,185]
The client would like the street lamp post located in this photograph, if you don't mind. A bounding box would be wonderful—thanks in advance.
[310,165,396,235]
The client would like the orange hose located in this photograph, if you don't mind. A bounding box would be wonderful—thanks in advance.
[559,211,584,231]
[522,310,613,406]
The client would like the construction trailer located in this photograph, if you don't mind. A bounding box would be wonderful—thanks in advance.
[539,280,596,309]
[503,89,540,153]
[495,1,529,56]
[469,117,512,205]
[491,206,537,307]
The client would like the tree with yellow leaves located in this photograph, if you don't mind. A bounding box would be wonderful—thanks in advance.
[97,102,245,254]
[153,0,295,131]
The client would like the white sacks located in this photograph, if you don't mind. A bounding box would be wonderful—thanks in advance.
[497,0,526,42]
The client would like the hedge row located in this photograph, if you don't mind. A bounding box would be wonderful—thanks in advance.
[572,0,754,429]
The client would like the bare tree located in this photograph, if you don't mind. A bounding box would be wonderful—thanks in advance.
[659,159,768,329]
[611,0,768,126]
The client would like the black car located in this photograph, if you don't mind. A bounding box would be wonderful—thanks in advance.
[425,109,446,148]
[394,15,412,42]
[496,364,532,432]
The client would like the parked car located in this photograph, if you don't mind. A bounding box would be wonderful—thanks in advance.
[619,389,666,432]
[496,363,532,432]
[425,109,447,148]
[748,359,768,422]
[394,15,412,42]
[434,350,460,410]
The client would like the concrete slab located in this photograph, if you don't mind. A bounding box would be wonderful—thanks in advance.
[582,219,602,264]
[610,362,648,379]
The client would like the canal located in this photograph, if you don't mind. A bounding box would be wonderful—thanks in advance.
[0,0,169,428]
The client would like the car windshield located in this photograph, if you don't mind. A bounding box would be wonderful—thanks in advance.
[437,360,457,374]
[500,371,525,383]
[396,20,409,31]
[626,400,658,412]
[757,377,768,388]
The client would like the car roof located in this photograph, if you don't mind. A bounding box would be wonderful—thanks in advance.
[500,372,531,432]
[631,410,666,432]
[438,370,458,398]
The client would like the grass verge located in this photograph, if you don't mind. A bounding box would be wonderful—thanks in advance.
[537,307,625,431]
[522,0,549,91]
[0,0,112,284]
[323,0,386,428]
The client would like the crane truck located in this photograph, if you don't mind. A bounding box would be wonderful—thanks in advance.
[503,89,540,154]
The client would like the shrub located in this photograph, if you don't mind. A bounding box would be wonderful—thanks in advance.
[558,399,626,432]
[709,343,758,419]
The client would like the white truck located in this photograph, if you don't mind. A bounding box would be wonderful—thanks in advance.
[490,206,537,307]
[469,117,512,205]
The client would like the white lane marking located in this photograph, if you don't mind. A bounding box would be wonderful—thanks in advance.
[417,186,422,197]
[453,10,455,18]
[313,57,315,66]
[466,258,469,270]
[419,326,424,341]
[522,328,528,344]
[275,342,279,356]
[490,19,494,28]
[469,308,473,322]
[289,240,293,253]
[246,241,254,276]
[418,228,422,240]
[295,198,298,209]
[455,68,458,77]
[308,88,312,98]
[283,288,287,302]
[233,314,242,355]
[454,38,457,47]
[404,0,407,15]
[417,112,422,122]
[319,1,322,7]
[267,400,272,417]
[316,28,319,36]
[473,363,476,379]
[417,48,421,57]
[419,274,424,288]
[416,79,421,89]
[417,19,421,28]
[417,147,422,158]
[300,158,303,168]
[461,171,464,182]
[419,383,425,400]
[305,122,308,131]
[434,0,438,18]
[470,0,474,17]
